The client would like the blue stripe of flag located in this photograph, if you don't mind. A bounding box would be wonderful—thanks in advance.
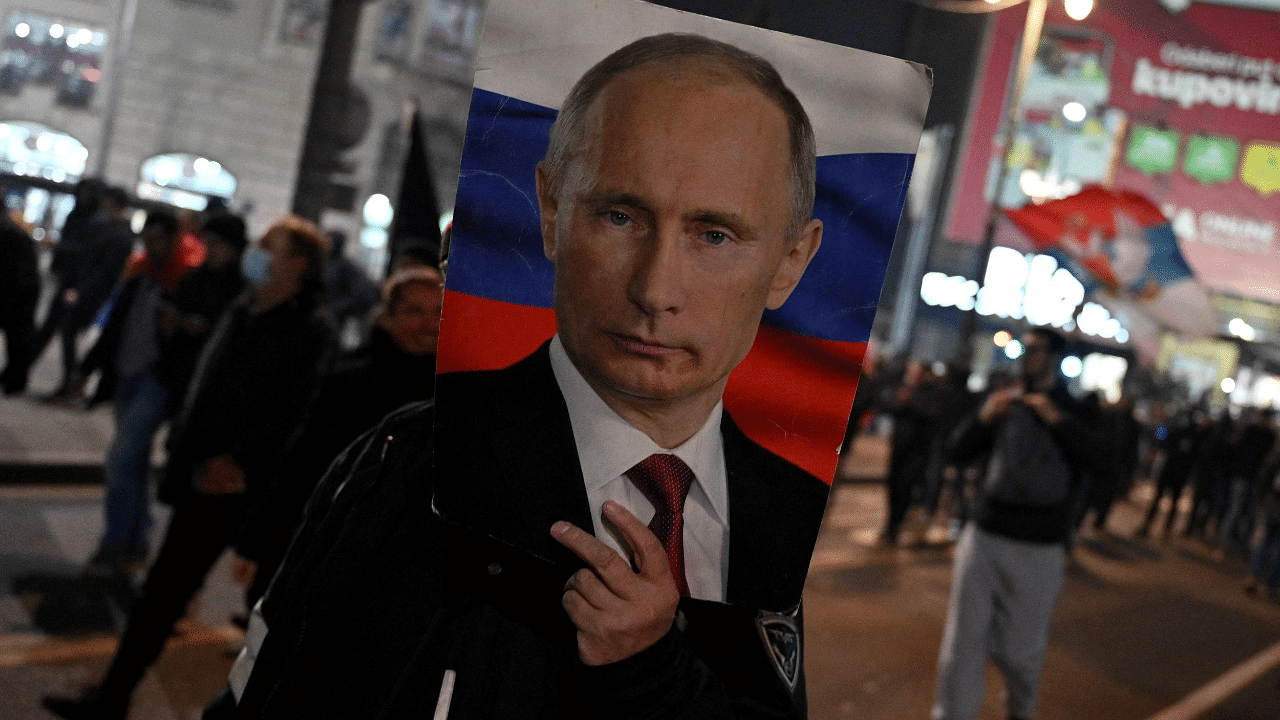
[448,87,913,344]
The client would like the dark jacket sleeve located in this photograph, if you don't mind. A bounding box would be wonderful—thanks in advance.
[255,419,381,625]
[230,401,805,720]
[226,317,336,490]
[201,418,391,720]
[1045,411,1107,475]
[948,410,997,466]
[948,389,1104,477]
[232,375,362,561]
[231,406,436,719]
[579,626,739,719]
[577,608,806,720]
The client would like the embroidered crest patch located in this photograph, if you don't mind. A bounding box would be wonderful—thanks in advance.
[756,608,801,690]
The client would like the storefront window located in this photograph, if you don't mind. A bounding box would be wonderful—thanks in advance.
[1,13,107,108]
[137,152,236,211]
[0,121,87,181]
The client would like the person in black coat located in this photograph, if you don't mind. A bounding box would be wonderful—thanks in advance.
[43,216,336,720]
[1137,408,1203,538]
[214,33,830,720]
[0,209,39,394]
[231,266,442,609]
[155,213,248,416]
[74,210,198,575]
[214,343,827,719]
[29,179,100,391]
[38,186,136,399]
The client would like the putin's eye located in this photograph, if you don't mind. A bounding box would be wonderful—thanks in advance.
[703,230,730,246]
[606,211,632,227]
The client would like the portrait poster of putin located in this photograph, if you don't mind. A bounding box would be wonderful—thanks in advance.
[220,0,931,718]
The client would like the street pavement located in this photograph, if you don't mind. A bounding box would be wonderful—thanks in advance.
[1,350,1278,718]
[1,345,240,719]
[805,453,1280,720]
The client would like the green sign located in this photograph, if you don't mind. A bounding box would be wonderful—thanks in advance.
[1125,126,1179,175]
[1183,135,1239,185]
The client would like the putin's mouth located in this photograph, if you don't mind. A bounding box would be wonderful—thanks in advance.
[610,333,683,358]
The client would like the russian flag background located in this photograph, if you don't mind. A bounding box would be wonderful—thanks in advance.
[437,0,932,482]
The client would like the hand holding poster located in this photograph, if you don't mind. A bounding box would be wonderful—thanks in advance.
[225,1,927,716]
[426,0,928,711]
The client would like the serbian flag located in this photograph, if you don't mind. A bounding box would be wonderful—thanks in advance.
[1004,186,1218,337]
[437,0,931,483]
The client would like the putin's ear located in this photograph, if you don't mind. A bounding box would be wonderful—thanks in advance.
[535,164,558,261]
[766,219,822,310]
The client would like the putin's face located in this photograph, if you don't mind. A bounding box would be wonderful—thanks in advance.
[537,63,821,422]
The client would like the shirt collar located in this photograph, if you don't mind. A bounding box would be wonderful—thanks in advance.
[548,335,729,526]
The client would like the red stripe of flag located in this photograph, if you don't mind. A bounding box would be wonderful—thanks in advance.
[437,289,864,482]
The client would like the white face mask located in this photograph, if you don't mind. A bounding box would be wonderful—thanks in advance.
[240,246,272,288]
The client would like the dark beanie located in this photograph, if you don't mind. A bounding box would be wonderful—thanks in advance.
[202,213,248,251]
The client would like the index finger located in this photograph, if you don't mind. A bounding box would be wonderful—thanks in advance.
[551,520,634,583]
[600,500,670,583]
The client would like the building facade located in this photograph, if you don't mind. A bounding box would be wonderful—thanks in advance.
[0,0,478,270]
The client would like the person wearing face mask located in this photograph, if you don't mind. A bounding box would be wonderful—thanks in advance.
[43,216,336,720]
[230,266,443,614]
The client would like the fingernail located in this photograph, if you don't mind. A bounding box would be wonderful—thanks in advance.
[551,521,569,536]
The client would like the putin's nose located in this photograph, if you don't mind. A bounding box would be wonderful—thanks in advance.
[626,227,687,318]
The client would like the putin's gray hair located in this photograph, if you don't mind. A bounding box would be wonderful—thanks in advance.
[541,33,817,238]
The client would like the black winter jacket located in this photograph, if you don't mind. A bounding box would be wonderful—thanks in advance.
[159,293,335,507]
[950,381,1102,544]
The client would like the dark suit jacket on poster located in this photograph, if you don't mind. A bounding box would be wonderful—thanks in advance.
[222,342,829,720]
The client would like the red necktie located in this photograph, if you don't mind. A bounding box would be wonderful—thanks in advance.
[625,453,695,598]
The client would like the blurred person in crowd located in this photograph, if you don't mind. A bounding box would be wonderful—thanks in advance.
[1082,393,1141,533]
[839,349,883,456]
[0,208,39,394]
[1067,392,1104,541]
[215,34,827,719]
[323,230,380,346]
[1136,407,1203,539]
[75,209,202,576]
[42,216,335,720]
[231,266,443,613]
[78,212,208,407]
[29,180,101,389]
[156,213,249,416]
[37,186,137,401]
[1185,412,1233,540]
[883,361,938,544]
[1245,452,1280,599]
[922,364,976,523]
[945,369,1019,533]
[933,327,1102,720]
[1219,408,1277,555]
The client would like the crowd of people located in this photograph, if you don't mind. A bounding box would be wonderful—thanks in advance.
[0,177,444,720]
[862,341,1280,599]
[1,31,1278,720]
[852,330,1280,719]
[4,179,1280,720]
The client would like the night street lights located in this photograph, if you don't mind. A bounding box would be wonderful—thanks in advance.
[912,0,1092,363]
